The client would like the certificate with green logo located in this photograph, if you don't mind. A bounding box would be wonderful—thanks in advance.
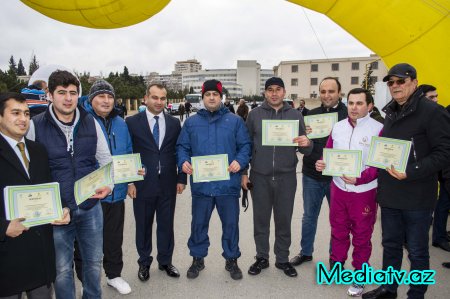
[191,154,230,183]
[366,136,411,173]
[304,112,338,139]
[322,149,363,177]
[3,182,63,227]
[262,120,299,146]
[112,153,144,184]
[74,162,113,205]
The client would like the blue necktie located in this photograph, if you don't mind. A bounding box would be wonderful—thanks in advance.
[153,115,160,148]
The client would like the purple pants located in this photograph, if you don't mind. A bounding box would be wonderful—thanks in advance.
[330,181,377,270]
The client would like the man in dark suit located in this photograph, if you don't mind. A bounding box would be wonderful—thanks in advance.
[297,99,309,116]
[126,83,187,282]
[0,92,69,298]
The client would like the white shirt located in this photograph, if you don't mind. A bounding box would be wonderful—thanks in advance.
[145,109,166,149]
[0,132,30,177]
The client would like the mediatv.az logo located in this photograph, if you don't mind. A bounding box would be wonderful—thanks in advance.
[317,263,435,285]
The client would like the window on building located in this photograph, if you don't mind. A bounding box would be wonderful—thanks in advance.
[351,62,359,70]
[371,61,379,70]
[310,78,318,85]
[332,63,339,71]
[291,94,298,100]
[291,78,298,86]
[311,64,318,72]
[351,77,359,85]
[291,65,298,73]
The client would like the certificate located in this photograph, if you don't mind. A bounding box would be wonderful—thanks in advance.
[112,153,144,184]
[304,112,338,139]
[322,149,363,177]
[262,120,299,146]
[191,154,230,183]
[74,163,113,205]
[3,182,63,227]
[366,136,411,172]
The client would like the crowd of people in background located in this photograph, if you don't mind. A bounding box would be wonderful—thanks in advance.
[1,62,450,299]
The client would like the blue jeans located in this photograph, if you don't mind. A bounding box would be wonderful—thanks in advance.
[53,202,103,299]
[432,183,450,243]
[300,174,330,256]
[381,207,432,299]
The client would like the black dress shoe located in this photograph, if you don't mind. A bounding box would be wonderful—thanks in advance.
[432,241,450,252]
[159,264,180,278]
[289,254,312,266]
[275,262,298,277]
[443,262,450,269]
[248,257,269,275]
[138,265,150,281]
[362,286,397,299]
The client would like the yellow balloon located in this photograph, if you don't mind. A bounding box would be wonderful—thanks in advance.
[20,0,171,29]
[288,0,450,106]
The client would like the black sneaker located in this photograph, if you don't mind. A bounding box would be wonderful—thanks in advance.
[329,259,344,270]
[289,254,312,266]
[248,257,269,275]
[275,262,297,277]
[186,257,205,279]
[225,258,243,280]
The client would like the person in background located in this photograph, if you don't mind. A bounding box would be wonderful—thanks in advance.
[224,98,235,114]
[184,100,192,118]
[115,98,127,119]
[236,98,249,121]
[297,99,309,116]
[419,84,438,103]
[178,102,185,122]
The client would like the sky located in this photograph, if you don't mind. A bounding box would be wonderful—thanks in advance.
[0,0,373,77]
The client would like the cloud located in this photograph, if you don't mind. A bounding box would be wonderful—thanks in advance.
[0,0,371,76]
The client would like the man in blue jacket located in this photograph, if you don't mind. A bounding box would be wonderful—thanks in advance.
[76,80,133,294]
[177,79,251,280]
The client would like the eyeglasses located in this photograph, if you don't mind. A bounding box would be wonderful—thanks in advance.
[387,78,409,87]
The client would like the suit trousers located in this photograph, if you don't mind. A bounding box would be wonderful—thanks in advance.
[0,284,52,299]
[133,193,177,266]
[250,171,297,263]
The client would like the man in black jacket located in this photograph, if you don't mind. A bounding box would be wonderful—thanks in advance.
[0,92,69,298]
[362,64,450,299]
[290,77,347,267]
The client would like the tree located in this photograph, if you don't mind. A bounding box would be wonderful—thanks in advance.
[361,62,376,94]
[29,54,39,75]
[77,72,92,96]
[8,56,17,74]
[17,59,27,76]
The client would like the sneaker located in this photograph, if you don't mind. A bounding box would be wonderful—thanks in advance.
[248,257,269,275]
[187,257,205,279]
[348,283,364,297]
[107,277,132,295]
[225,258,243,280]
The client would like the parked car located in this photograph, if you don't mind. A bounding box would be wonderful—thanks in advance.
[283,98,295,108]
[168,103,181,115]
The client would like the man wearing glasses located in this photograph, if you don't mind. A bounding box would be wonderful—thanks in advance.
[362,63,450,299]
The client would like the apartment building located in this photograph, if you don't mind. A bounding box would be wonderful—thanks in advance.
[274,54,388,99]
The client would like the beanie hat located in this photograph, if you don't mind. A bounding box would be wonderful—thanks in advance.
[202,80,223,97]
[265,77,285,90]
[89,80,115,101]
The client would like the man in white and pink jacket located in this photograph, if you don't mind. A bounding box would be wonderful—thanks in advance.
[316,88,383,296]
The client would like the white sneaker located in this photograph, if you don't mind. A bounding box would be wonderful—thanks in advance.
[347,283,364,297]
[107,277,131,295]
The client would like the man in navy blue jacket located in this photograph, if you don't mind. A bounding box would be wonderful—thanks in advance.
[75,80,133,294]
[177,80,251,280]
[126,83,187,282]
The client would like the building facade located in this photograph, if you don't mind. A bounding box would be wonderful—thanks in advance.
[274,54,388,99]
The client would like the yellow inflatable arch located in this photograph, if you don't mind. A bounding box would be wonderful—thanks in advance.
[20,0,450,105]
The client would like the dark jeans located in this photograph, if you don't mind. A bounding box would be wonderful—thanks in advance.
[381,207,432,299]
[432,183,450,243]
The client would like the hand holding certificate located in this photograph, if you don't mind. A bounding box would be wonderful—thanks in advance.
[112,153,144,184]
[262,120,299,146]
[191,154,230,183]
[74,163,113,205]
[3,182,63,227]
[304,113,338,139]
[322,149,363,178]
[366,136,411,173]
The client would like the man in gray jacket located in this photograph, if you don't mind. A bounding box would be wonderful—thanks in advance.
[242,77,312,277]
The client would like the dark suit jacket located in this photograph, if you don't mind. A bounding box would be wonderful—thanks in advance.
[126,112,187,199]
[0,135,55,297]
[297,106,309,116]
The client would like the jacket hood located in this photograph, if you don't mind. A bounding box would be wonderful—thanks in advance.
[260,100,292,112]
[197,104,230,117]
[79,95,120,119]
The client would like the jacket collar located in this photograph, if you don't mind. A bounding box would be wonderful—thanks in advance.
[382,88,422,121]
